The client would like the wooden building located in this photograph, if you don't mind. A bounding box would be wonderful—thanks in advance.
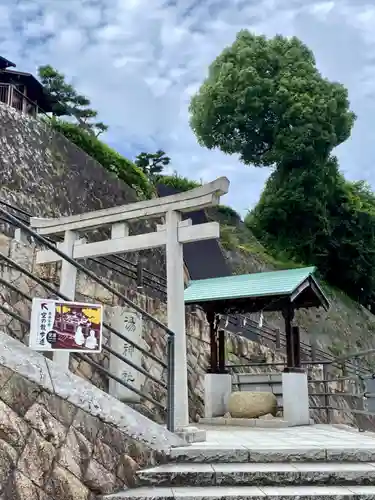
[0,55,54,116]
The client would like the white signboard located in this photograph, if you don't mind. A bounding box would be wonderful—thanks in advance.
[108,308,144,402]
[30,298,103,353]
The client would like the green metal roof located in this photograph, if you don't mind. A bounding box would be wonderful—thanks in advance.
[184,266,318,304]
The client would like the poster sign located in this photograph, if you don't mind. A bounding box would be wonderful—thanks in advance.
[108,308,144,402]
[30,298,103,353]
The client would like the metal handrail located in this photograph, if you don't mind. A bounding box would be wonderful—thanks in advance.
[0,198,367,377]
[0,206,175,432]
[0,199,166,296]
[227,350,374,432]
[0,301,166,409]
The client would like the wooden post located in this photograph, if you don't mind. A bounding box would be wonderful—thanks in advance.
[207,311,218,373]
[7,85,13,107]
[218,329,226,373]
[283,304,295,370]
[22,88,27,114]
[292,326,301,368]
[54,230,77,369]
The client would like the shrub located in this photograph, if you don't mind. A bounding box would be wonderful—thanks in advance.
[155,173,201,192]
[51,120,153,198]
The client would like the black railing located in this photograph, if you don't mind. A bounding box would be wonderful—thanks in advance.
[226,356,374,431]
[0,198,367,377]
[0,205,175,432]
[2,198,374,434]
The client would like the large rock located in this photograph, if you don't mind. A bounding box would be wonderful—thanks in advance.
[227,391,277,418]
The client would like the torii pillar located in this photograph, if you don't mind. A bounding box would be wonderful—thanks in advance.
[166,209,189,427]
[30,177,230,436]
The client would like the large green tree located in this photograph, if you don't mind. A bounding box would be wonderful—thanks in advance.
[38,65,108,137]
[189,31,355,168]
[189,31,375,305]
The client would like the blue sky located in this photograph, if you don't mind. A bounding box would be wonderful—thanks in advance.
[1,0,375,216]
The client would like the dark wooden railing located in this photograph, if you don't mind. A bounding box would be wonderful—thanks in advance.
[0,83,38,116]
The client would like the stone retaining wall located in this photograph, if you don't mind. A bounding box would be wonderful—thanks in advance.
[0,333,183,499]
[0,234,364,428]
[0,235,289,423]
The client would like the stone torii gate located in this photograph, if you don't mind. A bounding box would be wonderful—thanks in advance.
[30,176,230,431]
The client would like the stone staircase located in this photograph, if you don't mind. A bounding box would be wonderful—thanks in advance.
[104,425,375,499]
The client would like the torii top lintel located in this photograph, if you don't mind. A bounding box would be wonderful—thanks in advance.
[32,177,230,265]
[30,176,230,237]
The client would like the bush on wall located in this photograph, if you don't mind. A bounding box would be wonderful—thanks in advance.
[51,120,153,198]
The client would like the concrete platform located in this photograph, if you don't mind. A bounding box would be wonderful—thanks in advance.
[169,424,375,463]
[198,417,314,428]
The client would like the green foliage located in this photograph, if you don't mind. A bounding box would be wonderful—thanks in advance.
[189,31,355,167]
[38,65,108,137]
[52,120,152,198]
[246,158,375,305]
[155,173,202,192]
[215,205,241,223]
[247,156,341,265]
[135,150,171,180]
[220,225,239,251]
[191,28,375,306]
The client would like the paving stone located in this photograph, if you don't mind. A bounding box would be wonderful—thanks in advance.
[137,463,215,487]
[103,484,375,499]
[73,408,102,443]
[84,458,121,495]
[325,447,375,462]
[0,400,29,451]
[57,427,93,480]
[17,430,57,487]
[0,366,14,389]
[0,439,18,485]
[213,463,299,486]
[37,391,78,427]
[4,470,52,500]
[93,438,120,472]
[45,464,91,500]
[248,448,326,463]
[24,403,67,447]
[0,373,41,415]
[169,446,249,463]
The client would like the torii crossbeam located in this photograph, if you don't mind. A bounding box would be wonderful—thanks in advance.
[31,177,230,431]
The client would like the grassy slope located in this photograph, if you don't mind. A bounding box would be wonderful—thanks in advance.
[207,208,375,368]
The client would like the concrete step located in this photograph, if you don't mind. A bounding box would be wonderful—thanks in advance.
[168,445,375,463]
[104,484,375,499]
[137,462,375,487]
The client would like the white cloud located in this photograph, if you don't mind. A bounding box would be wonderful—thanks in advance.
[0,0,375,215]
[308,1,335,19]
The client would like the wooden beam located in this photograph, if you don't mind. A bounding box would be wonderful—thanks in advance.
[36,222,220,264]
[30,177,229,236]
[290,280,310,303]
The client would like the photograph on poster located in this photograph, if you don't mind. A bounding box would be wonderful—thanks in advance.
[29,298,103,353]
